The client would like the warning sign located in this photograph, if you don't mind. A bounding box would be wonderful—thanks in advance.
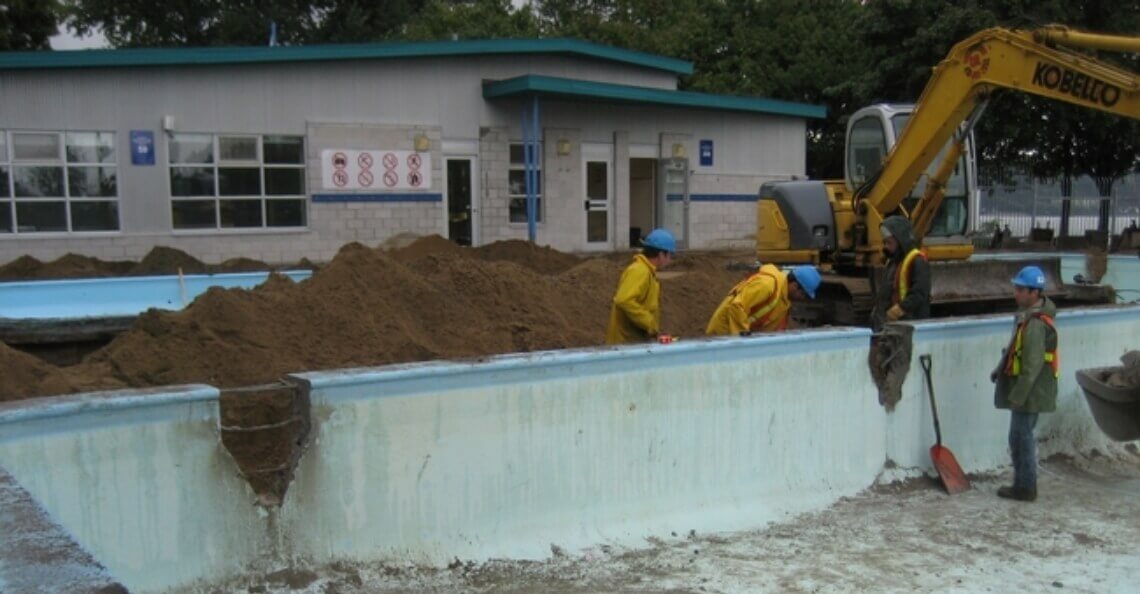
[321,149,431,191]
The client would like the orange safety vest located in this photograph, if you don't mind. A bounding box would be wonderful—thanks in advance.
[1004,313,1061,378]
[892,248,928,305]
[740,270,789,331]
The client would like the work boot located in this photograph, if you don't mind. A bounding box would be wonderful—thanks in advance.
[997,486,1037,502]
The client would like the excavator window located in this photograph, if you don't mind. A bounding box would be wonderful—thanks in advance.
[891,114,970,237]
[848,116,888,188]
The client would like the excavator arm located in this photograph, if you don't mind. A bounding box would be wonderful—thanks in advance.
[859,26,1140,247]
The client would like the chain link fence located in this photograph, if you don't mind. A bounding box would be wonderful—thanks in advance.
[977,173,1140,241]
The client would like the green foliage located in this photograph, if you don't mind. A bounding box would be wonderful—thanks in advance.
[0,0,60,50]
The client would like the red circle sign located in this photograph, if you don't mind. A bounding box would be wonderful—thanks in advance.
[382,153,399,170]
[358,152,374,169]
[408,171,423,187]
[407,153,422,170]
[383,170,399,187]
[332,152,348,170]
[332,170,349,187]
[358,170,374,187]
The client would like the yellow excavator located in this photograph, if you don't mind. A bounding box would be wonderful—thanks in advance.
[756,25,1140,325]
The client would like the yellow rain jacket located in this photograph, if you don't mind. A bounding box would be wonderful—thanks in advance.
[606,254,661,344]
[705,264,790,335]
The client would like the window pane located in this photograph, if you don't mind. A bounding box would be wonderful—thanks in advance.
[266,199,305,227]
[264,136,304,164]
[13,166,64,197]
[220,199,263,227]
[265,167,304,195]
[68,166,117,197]
[219,136,258,162]
[171,167,215,196]
[66,132,116,163]
[219,167,261,196]
[0,134,7,162]
[70,201,119,231]
[0,202,11,233]
[509,197,542,223]
[15,201,67,232]
[172,200,217,229]
[508,169,541,196]
[169,134,214,164]
[510,144,525,165]
[12,133,60,161]
[0,167,8,197]
[587,161,608,200]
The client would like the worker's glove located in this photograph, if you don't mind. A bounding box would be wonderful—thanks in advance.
[886,304,905,321]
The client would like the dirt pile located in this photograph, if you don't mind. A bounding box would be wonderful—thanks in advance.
[0,246,317,281]
[2,239,745,400]
[1107,350,1140,389]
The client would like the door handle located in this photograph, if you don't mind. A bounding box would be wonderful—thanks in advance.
[584,200,590,212]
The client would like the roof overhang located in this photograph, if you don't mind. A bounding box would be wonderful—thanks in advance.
[483,75,826,120]
[0,38,693,75]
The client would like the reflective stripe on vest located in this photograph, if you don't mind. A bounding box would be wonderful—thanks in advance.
[893,248,927,304]
[1004,313,1061,379]
[743,271,788,331]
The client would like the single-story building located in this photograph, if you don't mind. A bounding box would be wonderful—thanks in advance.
[0,39,824,263]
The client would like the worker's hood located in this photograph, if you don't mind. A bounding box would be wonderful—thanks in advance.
[881,216,918,257]
[1018,296,1058,322]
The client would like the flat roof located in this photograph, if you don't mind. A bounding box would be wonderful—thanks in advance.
[483,75,827,119]
[0,38,693,75]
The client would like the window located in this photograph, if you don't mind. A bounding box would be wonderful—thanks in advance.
[508,142,542,223]
[169,134,306,229]
[0,131,119,234]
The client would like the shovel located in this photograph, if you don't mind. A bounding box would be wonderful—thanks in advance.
[919,354,970,494]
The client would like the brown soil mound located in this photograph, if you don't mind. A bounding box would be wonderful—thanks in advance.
[3,243,743,401]
[1107,350,1140,389]
[473,240,583,275]
[0,253,134,280]
[390,234,466,262]
[133,246,209,275]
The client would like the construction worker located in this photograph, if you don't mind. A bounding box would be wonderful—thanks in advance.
[990,265,1059,502]
[872,215,931,330]
[705,265,821,335]
[606,228,675,345]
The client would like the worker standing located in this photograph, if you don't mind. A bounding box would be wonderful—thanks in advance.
[872,215,931,330]
[606,228,676,345]
[990,266,1059,502]
[705,265,821,335]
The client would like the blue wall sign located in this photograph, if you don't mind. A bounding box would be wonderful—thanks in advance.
[130,130,155,166]
[699,139,713,167]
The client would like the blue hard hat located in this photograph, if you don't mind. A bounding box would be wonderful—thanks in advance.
[791,265,821,299]
[642,228,677,254]
[1012,265,1047,290]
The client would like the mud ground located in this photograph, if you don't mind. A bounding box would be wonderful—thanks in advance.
[205,451,1140,594]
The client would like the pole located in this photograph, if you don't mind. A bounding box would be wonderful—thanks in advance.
[528,94,540,243]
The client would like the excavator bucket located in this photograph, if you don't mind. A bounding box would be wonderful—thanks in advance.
[928,257,1066,304]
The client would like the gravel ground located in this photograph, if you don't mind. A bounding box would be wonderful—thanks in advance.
[210,450,1140,594]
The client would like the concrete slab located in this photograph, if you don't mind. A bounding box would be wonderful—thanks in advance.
[211,450,1140,594]
[0,467,126,594]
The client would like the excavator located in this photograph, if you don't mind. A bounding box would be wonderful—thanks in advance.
[755,25,1140,326]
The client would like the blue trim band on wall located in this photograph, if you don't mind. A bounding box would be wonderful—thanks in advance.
[666,193,756,203]
[312,193,443,203]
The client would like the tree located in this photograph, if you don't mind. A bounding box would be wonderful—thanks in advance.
[0,0,60,50]
[402,0,539,41]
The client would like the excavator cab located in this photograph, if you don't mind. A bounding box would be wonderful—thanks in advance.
[845,104,976,245]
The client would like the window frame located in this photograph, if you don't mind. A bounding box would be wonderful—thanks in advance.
[168,133,308,231]
[0,129,120,235]
[508,141,544,224]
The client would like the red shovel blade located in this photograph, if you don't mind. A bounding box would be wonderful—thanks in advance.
[930,444,970,494]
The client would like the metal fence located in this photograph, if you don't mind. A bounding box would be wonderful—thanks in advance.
[977,173,1140,238]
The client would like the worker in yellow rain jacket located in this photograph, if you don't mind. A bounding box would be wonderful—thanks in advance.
[705,264,821,335]
[606,228,676,344]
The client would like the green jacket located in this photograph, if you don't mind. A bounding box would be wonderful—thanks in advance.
[993,297,1059,413]
[873,215,931,330]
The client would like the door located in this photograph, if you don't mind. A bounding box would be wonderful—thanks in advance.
[658,158,689,248]
[583,143,613,250]
[445,158,475,246]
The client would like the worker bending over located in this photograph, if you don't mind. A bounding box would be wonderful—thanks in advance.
[873,215,931,330]
[990,265,1059,503]
[705,264,821,335]
[606,228,676,345]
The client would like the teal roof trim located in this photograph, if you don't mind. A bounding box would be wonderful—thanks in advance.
[0,38,693,75]
[483,75,826,119]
